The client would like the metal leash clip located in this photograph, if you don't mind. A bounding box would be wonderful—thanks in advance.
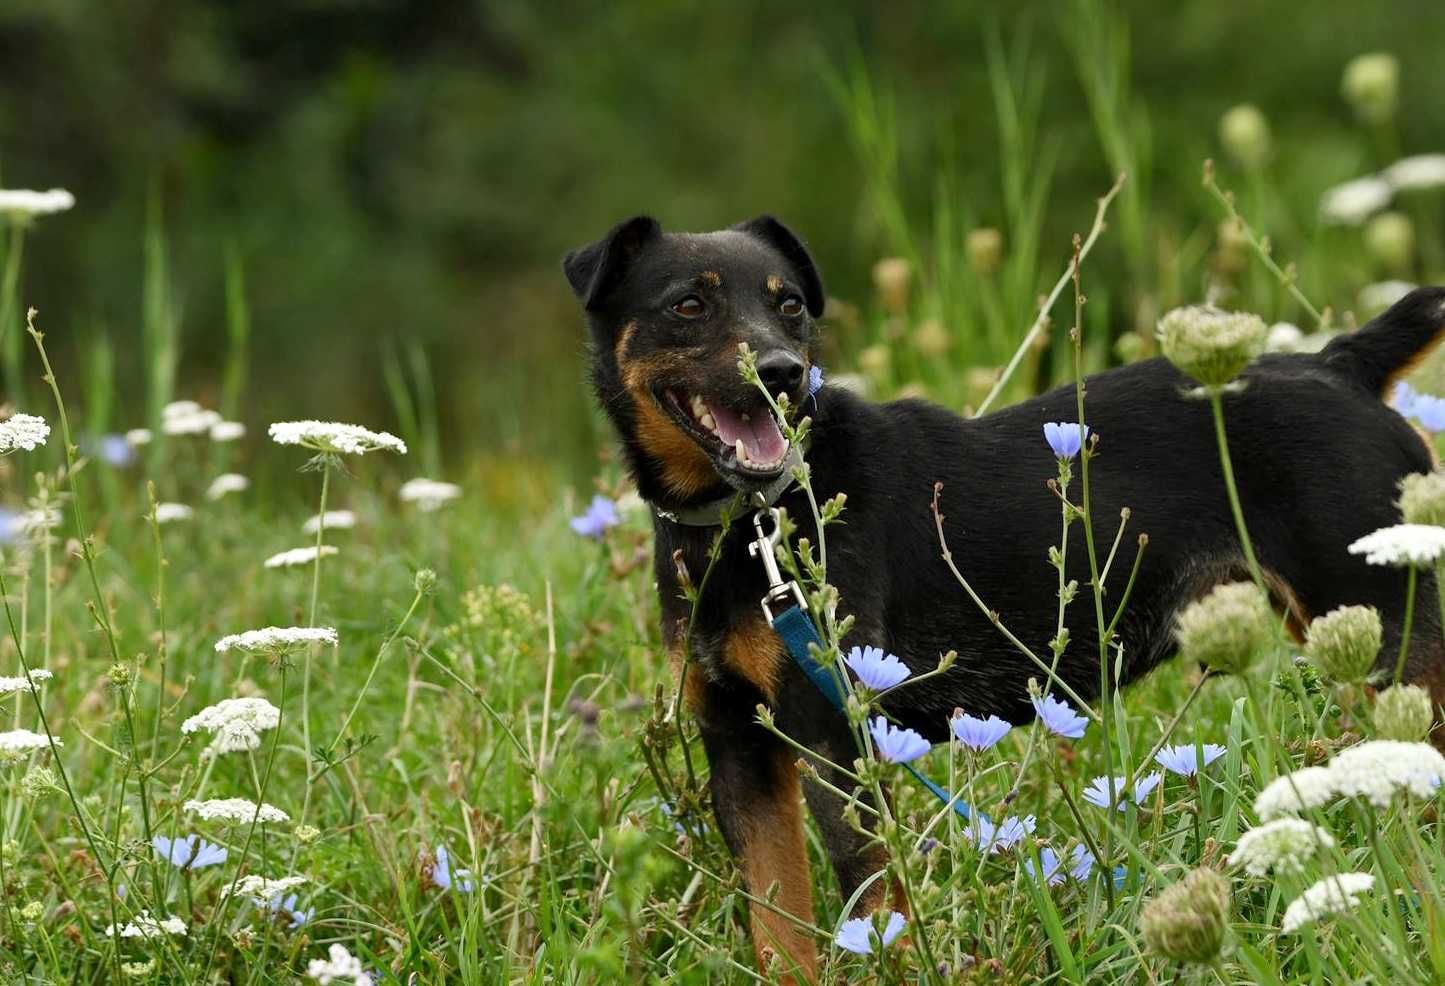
[749,507,807,621]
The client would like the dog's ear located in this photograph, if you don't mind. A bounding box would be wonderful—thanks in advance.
[562,216,662,312]
[733,215,824,317]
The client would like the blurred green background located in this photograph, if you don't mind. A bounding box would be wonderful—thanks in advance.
[2,0,1442,496]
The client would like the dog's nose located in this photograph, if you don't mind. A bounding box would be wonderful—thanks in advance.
[757,351,806,396]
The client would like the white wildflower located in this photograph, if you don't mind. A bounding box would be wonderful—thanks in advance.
[1229,818,1336,876]
[269,420,407,456]
[1281,872,1375,933]
[0,414,50,453]
[265,545,339,569]
[0,670,53,694]
[0,730,57,763]
[1347,523,1445,567]
[1319,176,1392,225]
[215,626,338,654]
[229,874,307,903]
[210,420,246,442]
[17,508,62,536]
[1383,154,1445,192]
[181,697,281,755]
[307,943,373,986]
[399,478,462,511]
[1359,280,1417,314]
[1253,766,1337,820]
[303,510,357,534]
[0,189,75,220]
[184,797,290,825]
[1327,739,1445,808]
[154,503,194,525]
[161,401,223,436]
[104,910,187,938]
[125,428,152,447]
[206,473,250,500]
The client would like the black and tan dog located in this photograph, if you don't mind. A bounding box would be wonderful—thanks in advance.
[563,215,1445,980]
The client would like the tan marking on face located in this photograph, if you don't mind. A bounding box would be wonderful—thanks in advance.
[740,751,818,983]
[724,617,785,702]
[619,351,719,499]
[766,274,784,296]
[700,270,722,288]
[614,320,638,365]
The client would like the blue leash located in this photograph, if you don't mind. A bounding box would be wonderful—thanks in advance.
[750,509,979,823]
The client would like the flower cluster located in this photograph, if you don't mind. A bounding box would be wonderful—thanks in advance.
[1281,873,1375,933]
[184,798,290,825]
[1173,581,1272,675]
[269,420,407,456]
[265,545,339,568]
[307,943,373,985]
[0,729,58,763]
[206,473,250,500]
[304,510,357,534]
[104,911,186,939]
[1229,818,1334,876]
[0,189,74,220]
[0,413,50,453]
[181,697,282,755]
[1254,740,1445,819]
[1157,306,1267,389]
[399,478,462,511]
[1348,523,1445,567]
[0,669,53,695]
[215,626,339,654]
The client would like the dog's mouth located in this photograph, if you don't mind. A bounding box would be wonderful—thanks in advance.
[659,388,791,482]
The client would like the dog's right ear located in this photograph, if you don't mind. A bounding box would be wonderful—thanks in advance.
[562,216,662,312]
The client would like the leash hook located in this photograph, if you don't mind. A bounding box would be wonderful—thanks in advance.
[749,507,807,621]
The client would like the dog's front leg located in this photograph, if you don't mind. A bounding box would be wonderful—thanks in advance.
[698,700,818,983]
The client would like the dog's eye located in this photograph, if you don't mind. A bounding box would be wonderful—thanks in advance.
[779,296,804,317]
[671,296,706,319]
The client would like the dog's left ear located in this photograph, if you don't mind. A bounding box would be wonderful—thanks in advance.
[562,215,662,312]
[733,215,825,317]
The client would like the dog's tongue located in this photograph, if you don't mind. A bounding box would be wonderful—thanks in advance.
[708,403,787,465]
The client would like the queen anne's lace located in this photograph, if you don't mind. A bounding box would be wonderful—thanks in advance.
[230,874,307,903]
[303,510,357,534]
[1253,766,1337,820]
[269,420,406,456]
[1348,524,1445,567]
[0,729,58,761]
[105,911,186,938]
[307,944,373,985]
[1281,872,1375,933]
[1229,818,1335,876]
[0,670,52,694]
[0,189,74,218]
[1327,740,1445,807]
[215,627,338,654]
[182,698,281,755]
[265,546,339,569]
[185,797,290,825]
[399,478,461,511]
[0,414,50,453]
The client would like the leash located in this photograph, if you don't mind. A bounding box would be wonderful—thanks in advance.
[748,507,979,823]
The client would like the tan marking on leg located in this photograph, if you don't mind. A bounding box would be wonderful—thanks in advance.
[766,274,784,296]
[1409,653,1445,752]
[700,270,721,288]
[1384,323,1445,396]
[742,753,817,983]
[1263,568,1311,642]
[724,618,785,702]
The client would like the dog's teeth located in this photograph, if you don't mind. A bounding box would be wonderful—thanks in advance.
[735,439,748,463]
[741,412,750,423]
[691,395,706,416]
[700,413,715,432]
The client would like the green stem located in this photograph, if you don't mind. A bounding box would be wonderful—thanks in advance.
[326,587,424,756]
[1393,566,1418,685]
[0,224,26,403]
[301,462,330,817]
[1208,390,1266,593]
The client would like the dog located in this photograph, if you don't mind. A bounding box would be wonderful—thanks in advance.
[563,214,1445,981]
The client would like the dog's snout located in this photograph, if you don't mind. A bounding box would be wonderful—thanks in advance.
[757,350,805,396]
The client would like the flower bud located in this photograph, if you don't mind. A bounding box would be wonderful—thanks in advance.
[1397,471,1445,527]
[107,664,132,686]
[1139,867,1231,964]
[19,901,43,922]
[1157,306,1267,389]
[293,824,322,844]
[415,568,438,594]
[1114,331,1147,364]
[1364,211,1415,272]
[966,228,1003,276]
[20,765,59,801]
[857,344,892,381]
[1174,582,1272,675]
[1219,104,1271,169]
[1304,605,1382,683]
[1341,52,1399,125]
[871,258,911,314]
[1373,683,1434,741]
[913,319,950,358]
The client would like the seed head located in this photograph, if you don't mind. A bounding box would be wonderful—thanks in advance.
[1397,471,1445,527]
[1373,683,1434,742]
[1342,52,1399,124]
[1304,605,1382,683]
[1139,867,1231,964]
[1219,104,1271,169]
[1157,306,1267,389]
[1364,212,1415,272]
[966,228,1003,276]
[1174,582,1272,675]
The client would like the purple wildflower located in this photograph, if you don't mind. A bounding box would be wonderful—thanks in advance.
[1032,694,1088,739]
[808,365,825,397]
[1154,743,1227,777]
[266,893,313,929]
[834,910,906,954]
[1027,847,1067,886]
[430,845,475,893]
[845,645,911,691]
[1042,422,1090,460]
[569,495,619,539]
[868,716,931,764]
[1082,772,1163,811]
[968,814,1036,854]
[152,834,227,871]
[950,712,1013,751]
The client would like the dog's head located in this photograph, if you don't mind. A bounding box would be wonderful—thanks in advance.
[563,216,824,507]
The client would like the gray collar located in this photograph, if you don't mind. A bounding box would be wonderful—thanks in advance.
[653,445,804,527]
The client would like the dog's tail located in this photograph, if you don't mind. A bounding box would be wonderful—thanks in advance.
[1321,286,1445,396]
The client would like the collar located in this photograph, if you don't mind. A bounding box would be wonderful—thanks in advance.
[652,445,805,527]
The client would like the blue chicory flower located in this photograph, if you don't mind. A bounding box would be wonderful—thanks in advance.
[1394,381,1445,432]
[266,893,313,929]
[868,716,931,764]
[844,645,911,691]
[808,364,825,397]
[1042,421,1090,460]
[1027,846,1068,886]
[1154,743,1227,777]
[834,910,906,955]
[0,509,20,547]
[950,712,1013,751]
[1068,844,1096,882]
[431,845,475,893]
[968,814,1037,854]
[1082,772,1163,811]
[1031,694,1088,739]
[569,495,619,540]
[152,834,228,871]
